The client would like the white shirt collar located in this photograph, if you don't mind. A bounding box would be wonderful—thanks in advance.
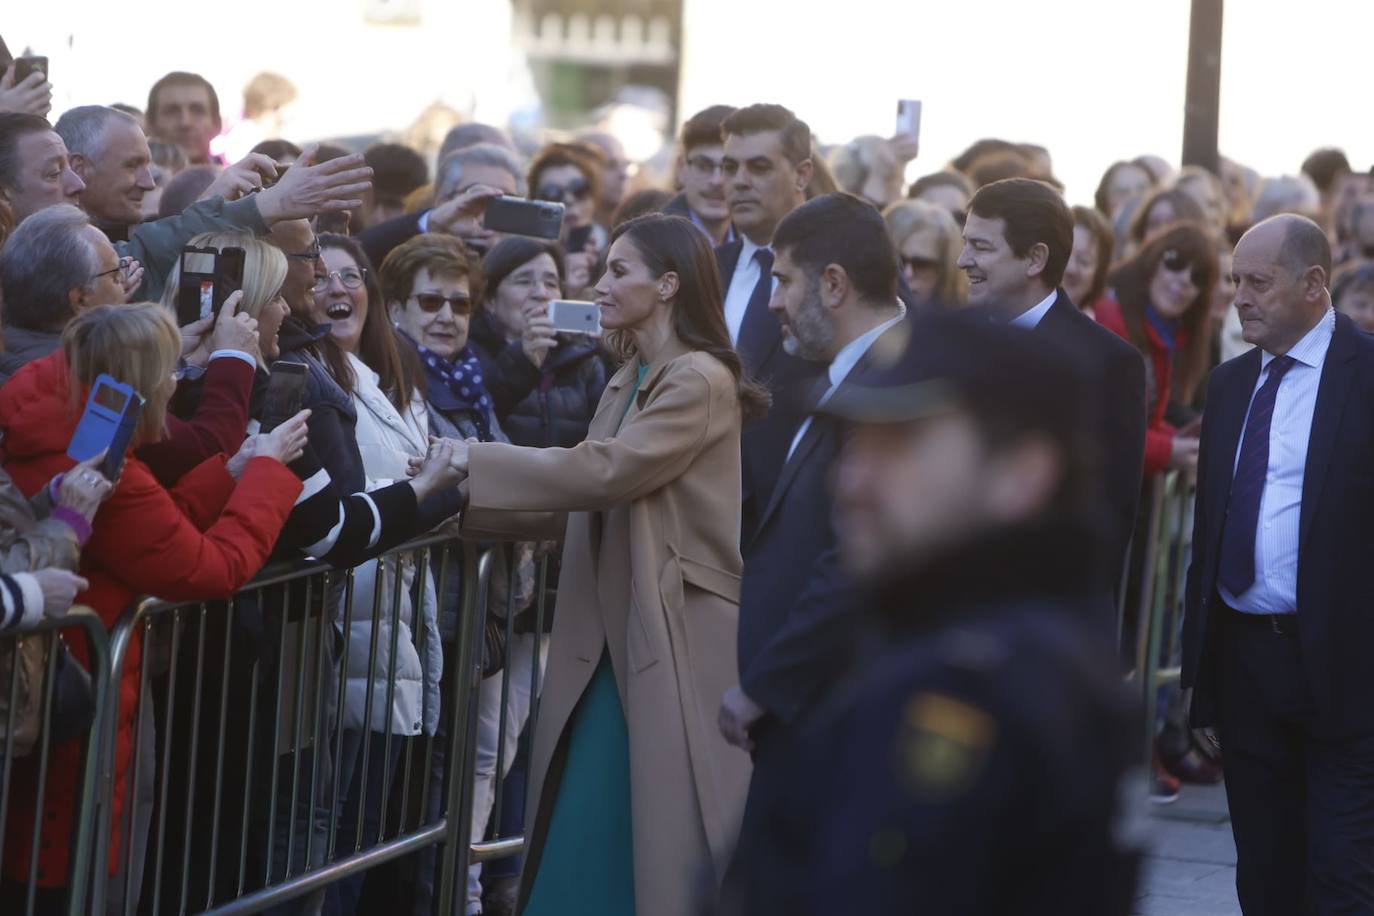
[828,301,907,389]
[1009,289,1058,330]
[1260,306,1335,371]
[738,235,767,267]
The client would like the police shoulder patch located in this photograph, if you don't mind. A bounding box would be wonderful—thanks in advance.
[896,692,998,801]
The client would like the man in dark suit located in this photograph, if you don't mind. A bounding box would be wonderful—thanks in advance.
[1182,214,1374,914]
[718,191,908,909]
[713,104,825,528]
[957,177,1147,609]
[661,104,737,247]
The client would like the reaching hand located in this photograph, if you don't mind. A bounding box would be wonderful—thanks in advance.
[208,290,261,360]
[117,258,145,299]
[32,568,90,617]
[520,302,557,369]
[0,67,52,116]
[254,144,372,224]
[1170,436,1200,475]
[202,153,279,202]
[409,438,465,503]
[427,183,506,242]
[231,410,310,476]
[56,452,115,523]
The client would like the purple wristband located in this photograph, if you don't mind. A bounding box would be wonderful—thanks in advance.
[50,506,93,546]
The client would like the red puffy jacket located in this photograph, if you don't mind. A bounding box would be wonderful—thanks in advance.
[0,352,301,887]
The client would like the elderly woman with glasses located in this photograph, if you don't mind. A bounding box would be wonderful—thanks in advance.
[528,142,608,293]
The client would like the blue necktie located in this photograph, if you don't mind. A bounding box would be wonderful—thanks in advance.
[1218,355,1297,596]
[749,247,774,315]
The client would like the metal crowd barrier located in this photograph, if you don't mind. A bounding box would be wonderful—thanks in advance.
[1124,472,1198,770]
[0,530,559,916]
[1,607,113,916]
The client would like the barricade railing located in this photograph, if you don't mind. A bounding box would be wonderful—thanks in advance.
[1,607,113,916]
[57,532,528,915]
[1123,471,1197,774]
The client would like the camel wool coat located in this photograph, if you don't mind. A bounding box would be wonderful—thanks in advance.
[463,335,752,915]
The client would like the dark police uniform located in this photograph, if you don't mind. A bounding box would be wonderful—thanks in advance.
[735,311,1146,916]
[746,539,1145,916]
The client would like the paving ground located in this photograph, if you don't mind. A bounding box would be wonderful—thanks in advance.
[1137,783,1240,915]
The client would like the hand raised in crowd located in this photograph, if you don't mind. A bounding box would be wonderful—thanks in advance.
[0,66,52,116]
[718,685,765,753]
[229,410,311,477]
[31,568,90,616]
[427,183,506,242]
[254,144,372,224]
[862,133,921,207]
[201,153,279,202]
[56,452,115,523]
[520,301,558,369]
[182,291,260,368]
[117,258,145,299]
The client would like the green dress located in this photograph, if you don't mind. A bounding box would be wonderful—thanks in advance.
[522,362,648,916]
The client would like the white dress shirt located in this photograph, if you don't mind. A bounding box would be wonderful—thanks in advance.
[1009,289,1058,329]
[723,237,773,344]
[1220,307,1335,615]
[784,305,907,462]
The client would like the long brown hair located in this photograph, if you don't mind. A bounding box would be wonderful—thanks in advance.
[1108,221,1218,402]
[319,233,425,411]
[608,214,770,420]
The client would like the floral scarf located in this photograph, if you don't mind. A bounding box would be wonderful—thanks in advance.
[399,330,493,441]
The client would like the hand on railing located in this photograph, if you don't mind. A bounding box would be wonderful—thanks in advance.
[57,451,116,522]
[32,567,90,615]
[228,409,311,477]
[1169,436,1199,476]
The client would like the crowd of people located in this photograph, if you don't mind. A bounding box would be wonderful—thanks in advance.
[0,31,1371,916]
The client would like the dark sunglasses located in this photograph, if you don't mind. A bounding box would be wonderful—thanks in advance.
[536,179,592,204]
[411,293,472,314]
[902,255,940,272]
[1161,248,1207,287]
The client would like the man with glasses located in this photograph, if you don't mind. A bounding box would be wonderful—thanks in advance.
[664,104,737,246]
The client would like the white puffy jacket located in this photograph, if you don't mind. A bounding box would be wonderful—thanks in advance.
[342,352,444,736]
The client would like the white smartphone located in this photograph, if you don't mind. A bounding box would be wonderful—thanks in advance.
[548,299,601,335]
[896,99,922,143]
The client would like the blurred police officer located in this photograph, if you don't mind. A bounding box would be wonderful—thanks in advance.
[746,313,1143,916]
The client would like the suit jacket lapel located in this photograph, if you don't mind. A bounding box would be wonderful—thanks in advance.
[1300,314,1358,549]
[737,293,781,376]
[715,240,743,289]
[750,417,828,545]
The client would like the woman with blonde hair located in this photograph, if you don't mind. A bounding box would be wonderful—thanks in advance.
[0,301,308,911]
[882,198,967,309]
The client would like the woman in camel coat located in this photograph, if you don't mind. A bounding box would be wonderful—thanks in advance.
[453,213,767,916]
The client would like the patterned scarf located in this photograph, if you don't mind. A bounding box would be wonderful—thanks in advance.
[398,330,493,441]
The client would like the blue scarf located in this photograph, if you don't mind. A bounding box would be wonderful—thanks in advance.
[398,330,493,441]
[1145,304,1180,354]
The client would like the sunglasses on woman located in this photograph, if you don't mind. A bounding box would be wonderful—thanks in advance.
[411,293,472,315]
[1161,248,1208,288]
[536,179,593,204]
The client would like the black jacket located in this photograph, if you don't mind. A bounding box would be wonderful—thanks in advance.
[0,326,60,387]
[1031,292,1147,607]
[467,310,610,448]
[741,525,1142,916]
[1183,312,1374,734]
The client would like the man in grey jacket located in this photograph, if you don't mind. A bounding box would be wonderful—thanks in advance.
[4,106,372,301]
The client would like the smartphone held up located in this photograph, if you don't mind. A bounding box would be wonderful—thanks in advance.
[548,300,601,336]
[67,374,145,482]
[176,245,246,327]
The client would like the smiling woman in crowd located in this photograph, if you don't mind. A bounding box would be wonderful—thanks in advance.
[1095,221,1218,476]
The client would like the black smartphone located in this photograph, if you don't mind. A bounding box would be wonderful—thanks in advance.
[176,246,245,326]
[260,362,308,433]
[483,197,565,239]
[14,56,47,84]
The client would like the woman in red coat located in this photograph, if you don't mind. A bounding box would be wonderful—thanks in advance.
[1095,222,1219,477]
[0,303,308,910]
